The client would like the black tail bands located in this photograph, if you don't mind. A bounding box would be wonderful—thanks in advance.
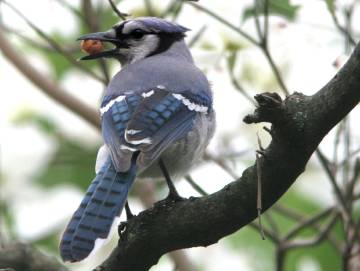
[59,152,139,262]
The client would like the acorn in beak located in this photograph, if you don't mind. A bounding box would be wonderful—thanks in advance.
[77,29,128,60]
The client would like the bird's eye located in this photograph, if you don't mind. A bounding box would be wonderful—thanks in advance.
[130,29,145,40]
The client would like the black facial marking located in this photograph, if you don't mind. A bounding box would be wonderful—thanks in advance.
[114,23,125,38]
[147,33,185,57]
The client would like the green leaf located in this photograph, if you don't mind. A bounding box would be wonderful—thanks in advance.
[227,51,237,73]
[12,109,59,135]
[32,232,61,254]
[227,225,275,271]
[42,32,78,79]
[13,111,98,191]
[20,33,85,80]
[224,39,245,52]
[285,241,340,271]
[325,0,335,15]
[45,49,75,80]
[0,195,17,239]
[97,6,127,30]
[226,189,341,271]
[243,0,300,22]
[36,138,98,191]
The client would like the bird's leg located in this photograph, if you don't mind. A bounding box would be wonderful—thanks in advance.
[118,201,133,240]
[124,201,134,220]
[159,158,184,201]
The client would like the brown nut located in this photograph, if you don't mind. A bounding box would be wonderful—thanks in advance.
[80,39,103,55]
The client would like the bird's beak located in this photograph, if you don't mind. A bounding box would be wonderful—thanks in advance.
[77,30,127,60]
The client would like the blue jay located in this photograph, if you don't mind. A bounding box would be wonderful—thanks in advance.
[60,17,215,262]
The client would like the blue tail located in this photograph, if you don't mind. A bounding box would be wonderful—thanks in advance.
[60,154,138,262]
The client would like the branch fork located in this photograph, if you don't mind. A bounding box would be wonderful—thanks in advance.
[243,92,283,124]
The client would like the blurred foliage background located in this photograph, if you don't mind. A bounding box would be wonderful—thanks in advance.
[0,0,359,270]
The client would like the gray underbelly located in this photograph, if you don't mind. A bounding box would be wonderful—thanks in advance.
[138,112,215,179]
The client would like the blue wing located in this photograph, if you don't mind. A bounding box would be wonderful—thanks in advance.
[101,93,142,171]
[101,87,212,171]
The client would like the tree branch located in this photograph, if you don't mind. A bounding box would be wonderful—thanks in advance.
[96,39,360,271]
[0,27,101,129]
[0,243,68,271]
[2,0,107,85]
[134,181,197,271]
[82,0,111,84]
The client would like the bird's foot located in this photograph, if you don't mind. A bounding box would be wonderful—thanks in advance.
[166,188,185,202]
[118,220,131,241]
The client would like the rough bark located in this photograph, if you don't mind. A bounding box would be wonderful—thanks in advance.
[95,41,360,271]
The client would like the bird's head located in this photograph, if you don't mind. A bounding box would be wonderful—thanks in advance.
[78,17,190,65]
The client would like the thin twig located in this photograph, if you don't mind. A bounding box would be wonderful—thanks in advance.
[0,28,100,129]
[342,118,351,188]
[346,157,359,205]
[254,0,288,95]
[0,0,3,25]
[187,25,207,48]
[3,25,56,52]
[186,2,259,46]
[338,147,360,167]
[284,212,339,250]
[353,192,360,201]
[184,175,207,196]
[162,0,181,18]
[82,0,100,32]
[108,0,128,20]
[349,248,360,258]
[253,0,263,40]
[188,0,289,95]
[316,149,348,212]
[144,0,155,16]
[275,245,285,271]
[262,49,289,95]
[249,222,279,243]
[318,145,360,251]
[284,207,334,240]
[332,121,344,178]
[2,0,107,84]
[263,0,269,44]
[4,25,80,54]
[168,0,184,21]
[264,212,280,236]
[229,71,255,105]
[273,204,342,251]
[226,52,256,105]
[328,5,356,47]
[54,0,84,20]
[203,152,238,180]
[0,213,5,248]
[82,0,110,84]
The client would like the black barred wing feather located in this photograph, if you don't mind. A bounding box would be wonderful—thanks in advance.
[101,87,211,171]
[125,89,198,160]
[101,93,142,172]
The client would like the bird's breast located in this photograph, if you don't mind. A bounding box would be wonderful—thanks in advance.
[138,112,215,180]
